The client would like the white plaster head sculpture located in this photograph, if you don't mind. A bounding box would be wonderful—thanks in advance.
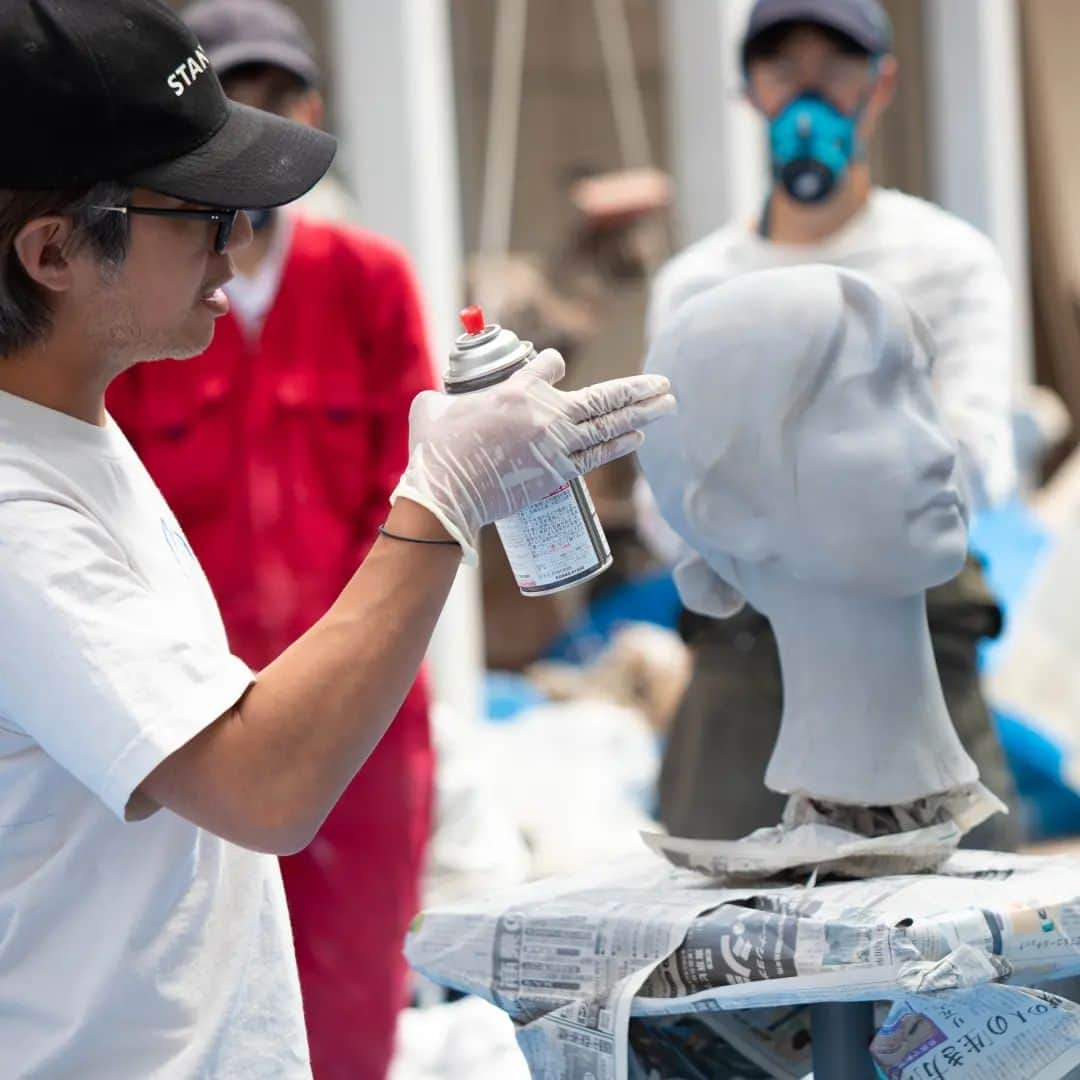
[639,265,981,807]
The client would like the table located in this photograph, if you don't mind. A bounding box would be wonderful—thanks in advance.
[407,848,1080,1078]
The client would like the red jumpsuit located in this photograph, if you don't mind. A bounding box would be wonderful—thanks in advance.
[108,216,436,1080]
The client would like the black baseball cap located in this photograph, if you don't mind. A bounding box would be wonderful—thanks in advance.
[182,0,321,88]
[0,0,336,208]
[742,0,893,66]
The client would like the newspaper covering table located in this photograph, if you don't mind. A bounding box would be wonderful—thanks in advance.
[406,849,1080,1078]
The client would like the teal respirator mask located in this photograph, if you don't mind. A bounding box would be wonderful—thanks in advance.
[766,63,878,205]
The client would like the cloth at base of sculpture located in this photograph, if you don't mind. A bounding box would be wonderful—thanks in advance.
[645,782,1006,880]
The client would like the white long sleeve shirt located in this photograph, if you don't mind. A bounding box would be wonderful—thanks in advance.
[647,188,1017,508]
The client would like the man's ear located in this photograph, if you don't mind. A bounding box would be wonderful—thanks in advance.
[873,55,899,108]
[13,216,78,294]
[287,89,325,131]
[860,54,898,141]
[743,73,765,115]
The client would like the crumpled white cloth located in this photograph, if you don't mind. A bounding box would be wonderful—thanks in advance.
[643,783,1006,880]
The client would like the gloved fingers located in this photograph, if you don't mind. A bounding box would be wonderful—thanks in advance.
[561,373,673,423]
[566,392,677,452]
[523,348,567,387]
[570,430,645,475]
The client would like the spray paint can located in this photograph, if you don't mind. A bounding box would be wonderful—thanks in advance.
[446,305,613,596]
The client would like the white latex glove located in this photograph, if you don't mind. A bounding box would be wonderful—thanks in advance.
[392,349,676,564]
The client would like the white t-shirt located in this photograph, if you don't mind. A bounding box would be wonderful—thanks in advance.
[647,188,1017,508]
[0,390,310,1077]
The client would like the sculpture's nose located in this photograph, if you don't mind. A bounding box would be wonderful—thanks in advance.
[910,407,959,490]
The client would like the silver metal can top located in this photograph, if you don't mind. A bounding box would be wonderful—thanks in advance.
[445,305,534,391]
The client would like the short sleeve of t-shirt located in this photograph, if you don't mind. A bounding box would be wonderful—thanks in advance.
[0,498,254,821]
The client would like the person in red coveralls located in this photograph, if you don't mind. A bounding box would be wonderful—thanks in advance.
[107,3,434,1075]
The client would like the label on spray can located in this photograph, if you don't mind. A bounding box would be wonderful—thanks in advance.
[447,306,614,596]
[495,480,611,594]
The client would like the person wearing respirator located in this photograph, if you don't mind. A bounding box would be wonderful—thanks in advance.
[642,0,1020,849]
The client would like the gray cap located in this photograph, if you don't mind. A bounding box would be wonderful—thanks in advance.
[742,0,892,65]
[182,0,320,87]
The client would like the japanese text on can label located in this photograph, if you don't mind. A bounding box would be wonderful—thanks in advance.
[495,483,606,590]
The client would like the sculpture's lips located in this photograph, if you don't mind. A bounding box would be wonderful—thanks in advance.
[909,489,962,518]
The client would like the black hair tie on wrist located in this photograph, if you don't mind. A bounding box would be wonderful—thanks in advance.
[378,524,460,548]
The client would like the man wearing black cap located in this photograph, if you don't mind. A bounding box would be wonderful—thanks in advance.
[0,2,674,1074]
[646,0,1020,849]
[106,4,439,1076]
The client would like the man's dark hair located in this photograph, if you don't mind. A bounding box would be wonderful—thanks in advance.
[744,19,872,67]
[0,183,132,359]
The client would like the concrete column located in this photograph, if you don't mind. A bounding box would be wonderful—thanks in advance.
[925,0,1034,387]
[659,0,768,247]
[328,0,485,726]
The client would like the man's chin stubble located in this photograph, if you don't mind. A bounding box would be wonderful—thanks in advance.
[113,321,217,366]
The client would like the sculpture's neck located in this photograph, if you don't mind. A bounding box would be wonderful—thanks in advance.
[762,582,978,804]
[772,588,942,727]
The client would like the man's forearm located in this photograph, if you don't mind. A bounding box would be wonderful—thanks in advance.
[137,353,673,850]
[138,499,460,852]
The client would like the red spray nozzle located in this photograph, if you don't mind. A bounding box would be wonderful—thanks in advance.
[460,305,486,336]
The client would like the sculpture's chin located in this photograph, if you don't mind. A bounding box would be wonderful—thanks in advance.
[906,547,970,595]
[904,512,970,590]
[851,540,969,598]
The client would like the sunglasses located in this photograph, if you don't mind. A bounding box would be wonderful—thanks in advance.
[90,204,241,255]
